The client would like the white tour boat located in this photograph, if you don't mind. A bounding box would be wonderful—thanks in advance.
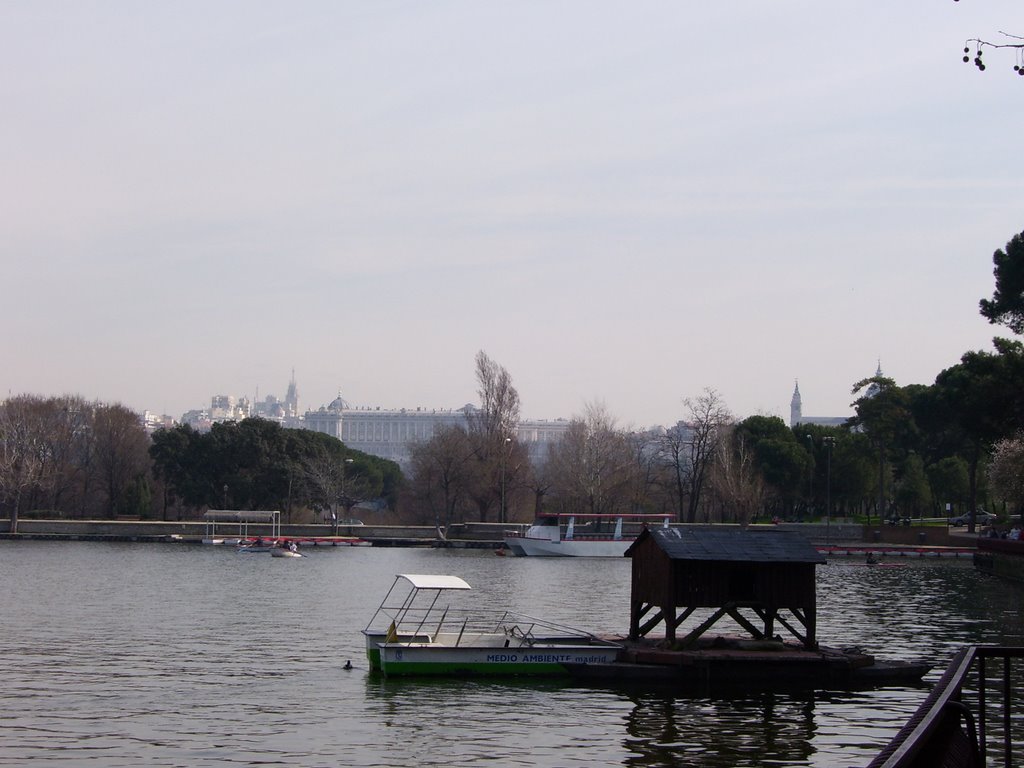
[503,513,671,557]
[362,574,620,676]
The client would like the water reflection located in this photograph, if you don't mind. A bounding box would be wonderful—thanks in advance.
[622,690,813,767]
[364,675,631,767]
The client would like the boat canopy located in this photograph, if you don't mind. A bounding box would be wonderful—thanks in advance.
[204,510,280,523]
[398,574,471,590]
[203,510,281,541]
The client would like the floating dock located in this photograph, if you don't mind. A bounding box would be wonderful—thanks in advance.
[565,636,931,691]
[818,545,974,559]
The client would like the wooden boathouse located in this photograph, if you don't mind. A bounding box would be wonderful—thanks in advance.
[625,526,827,649]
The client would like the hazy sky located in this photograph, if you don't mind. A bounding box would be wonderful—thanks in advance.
[3,1,1022,428]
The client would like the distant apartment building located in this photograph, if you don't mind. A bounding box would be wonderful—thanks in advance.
[210,394,250,421]
[179,372,302,432]
[142,411,177,432]
[180,409,213,431]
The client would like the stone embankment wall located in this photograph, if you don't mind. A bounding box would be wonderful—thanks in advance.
[0,518,490,544]
[774,522,862,544]
[975,537,1024,582]
[861,525,965,548]
[0,518,971,549]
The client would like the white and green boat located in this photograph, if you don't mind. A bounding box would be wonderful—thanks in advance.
[362,574,621,677]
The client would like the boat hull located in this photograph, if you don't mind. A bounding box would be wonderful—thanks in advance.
[363,631,433,668]
[378,644,619,676]
[502,514,669,557]
[502,536,633,557]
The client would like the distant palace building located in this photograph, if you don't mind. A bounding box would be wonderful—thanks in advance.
[175,374,569,470]
[303,392,569,469]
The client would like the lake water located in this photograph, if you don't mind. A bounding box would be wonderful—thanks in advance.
[2,541,1022,767]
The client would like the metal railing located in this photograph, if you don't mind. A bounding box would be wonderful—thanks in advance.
[868,646,1024,768]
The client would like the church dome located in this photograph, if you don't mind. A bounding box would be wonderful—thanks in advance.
[328,393,350,412]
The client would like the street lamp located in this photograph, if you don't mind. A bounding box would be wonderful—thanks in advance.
[806,435,813,519]
[823,436,835,545]
[500,437,512,525]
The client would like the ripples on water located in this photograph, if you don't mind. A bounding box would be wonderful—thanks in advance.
[2,542,1021,767]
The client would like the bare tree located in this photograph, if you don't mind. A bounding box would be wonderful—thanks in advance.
[687,389,734,523]
[465,350,524,522]
[41,397,93,516]
[0,396,52,533]
[0,395,124,526]
[521,447,555,520]
[659,421,691,523]
[408,425,475,536]
[962,32,1024,76]
[468,350,521,441]
[624,429,671,515]
[547,402,633,517]
[711,426,765,527]
[92,404,151,518]
[301,446,350,526]
[664,388,734,524]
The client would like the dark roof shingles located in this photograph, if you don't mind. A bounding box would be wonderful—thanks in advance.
[641,527,826,564]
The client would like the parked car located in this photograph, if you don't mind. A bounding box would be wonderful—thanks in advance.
[949,511,996,526]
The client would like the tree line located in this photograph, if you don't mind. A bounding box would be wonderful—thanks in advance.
[0,396,151,532]
[406,230,1024,531]
[149,418,402,524]
[0,396,401,533]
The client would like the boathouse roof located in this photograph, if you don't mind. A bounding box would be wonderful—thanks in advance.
[625,526,825,648]
[625,526,826,564]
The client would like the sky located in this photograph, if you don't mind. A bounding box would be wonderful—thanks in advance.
[2,1,1022,429]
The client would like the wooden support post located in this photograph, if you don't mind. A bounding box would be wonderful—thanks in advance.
[678,606,730,648]
[748,606,778,639]
[629,601,637,641]
[671,606,697,631]
[774,612,807,646]
[725,606,765,640]
[638,608,665,638]
[630,600,652,641]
